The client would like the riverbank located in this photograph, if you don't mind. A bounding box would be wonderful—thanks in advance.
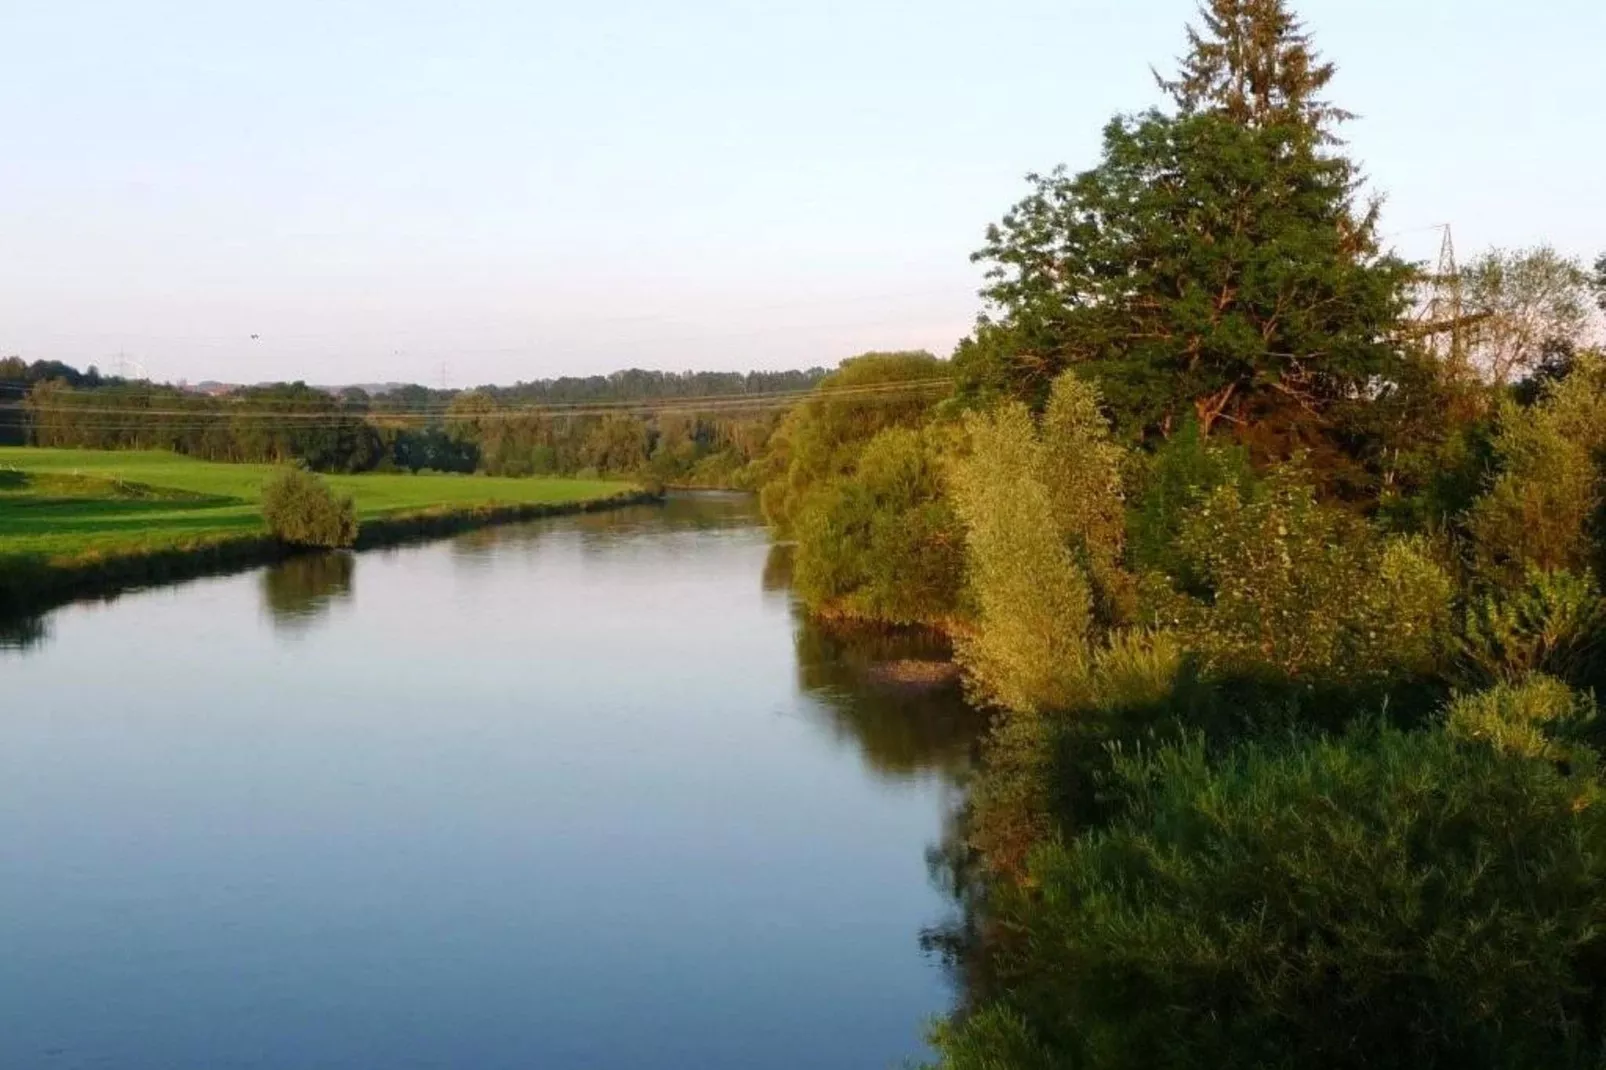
[0,447,653,614]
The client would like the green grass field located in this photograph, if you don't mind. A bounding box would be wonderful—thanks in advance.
[0,448,634,561]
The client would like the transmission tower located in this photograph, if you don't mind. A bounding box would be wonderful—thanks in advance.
[1400,224,1489,376]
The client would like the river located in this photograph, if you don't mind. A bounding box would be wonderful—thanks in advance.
[0,493,986,1069]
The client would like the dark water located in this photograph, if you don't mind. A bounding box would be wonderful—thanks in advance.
[0,493,985,1070]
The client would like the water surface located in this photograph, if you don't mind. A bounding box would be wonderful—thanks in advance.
[0,494,981,1069]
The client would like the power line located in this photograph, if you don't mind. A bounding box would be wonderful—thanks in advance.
[10,379,955,432]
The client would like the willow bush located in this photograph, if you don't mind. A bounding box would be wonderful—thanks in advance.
[261,468,358,549]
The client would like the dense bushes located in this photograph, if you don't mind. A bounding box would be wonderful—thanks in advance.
[1162,473,1454,683]
[938,711,1606,1070]
[905,2,1606,1065]
[759,351,951,534]
[261,468,358,548]
[790,427,965,625]
[1468,353,1606,582]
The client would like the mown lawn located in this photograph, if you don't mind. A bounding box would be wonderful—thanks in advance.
[0,448,633,560]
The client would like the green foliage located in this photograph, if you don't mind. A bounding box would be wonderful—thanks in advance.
[1157,0,1350,135]
[1445,675,1601,766]
[1461,245,1596,385]
[1458,569,1606,688]
[960,107,1410,441]
[1166,470,1453,682]
[937,721,1606,1070]
[759,351,950,534]
[1469,353,1606,582]
[790,426,965,625]
[1037,374,1133,622]
[951,401,1096,715]
[1127,417,1253,578]
[260,468,358,548]
[19,360,807,483]
[928,1009,1053,1070]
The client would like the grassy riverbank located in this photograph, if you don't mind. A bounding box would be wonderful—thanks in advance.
[0,447,647,610]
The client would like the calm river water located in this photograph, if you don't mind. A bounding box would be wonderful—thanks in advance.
[0,493,985,1069]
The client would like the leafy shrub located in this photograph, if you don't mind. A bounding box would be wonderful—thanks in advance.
[1161,470,1454,683]
[1445,674,1600,766]
[964,629,1189,883]
[1469,352,1606,582]
[937,721,1606,1070]
[1036,374,1132,621]
[951,400,1095,715]
[1127,417,1253,579]
[1458,569,1606,687]
[261,468,357,548]
[790,426,965,625]
[759,351,950,535]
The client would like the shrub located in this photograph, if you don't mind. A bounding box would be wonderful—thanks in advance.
[951,401,1095,715]
[1458,569,1606,687]
[1037,374,1132,621]
[1468,352,1606,583]
[261,468,358,548]
[790,426,965,625]
[1166,469,1453,683]
[1445,674,1600,767]
[936,721,1606,1070]
[758,351,950,535]
[1127,417,1253,579]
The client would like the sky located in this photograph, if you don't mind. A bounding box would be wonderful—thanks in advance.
[2,0,1602,387]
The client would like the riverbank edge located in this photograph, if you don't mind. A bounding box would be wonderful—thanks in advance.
[0,487,662,618]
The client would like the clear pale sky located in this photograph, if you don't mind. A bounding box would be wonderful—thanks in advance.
[3,0,1601,386]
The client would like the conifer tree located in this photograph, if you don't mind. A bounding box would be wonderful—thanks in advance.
[1157,0,1352,138]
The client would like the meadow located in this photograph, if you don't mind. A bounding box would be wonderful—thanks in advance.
[0,447,634,559]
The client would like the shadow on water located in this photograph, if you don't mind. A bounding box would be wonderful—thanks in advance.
[772,544,990,785]
[260,552,355,633]
[0,612,51,653]
[761,542,996,1005]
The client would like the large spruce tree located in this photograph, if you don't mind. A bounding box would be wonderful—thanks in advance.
[958,0,1411,448]
[1157,0,1351,136]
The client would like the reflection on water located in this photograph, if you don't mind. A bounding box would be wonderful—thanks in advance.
[259,552,355,633]
[792,615,988,782]
[0,491,985,1070]
[0,612,49,651]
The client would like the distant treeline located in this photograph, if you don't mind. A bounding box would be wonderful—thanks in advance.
[9,365,833,486]
[0,356,121,445]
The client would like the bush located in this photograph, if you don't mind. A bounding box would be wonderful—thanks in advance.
[261,468,358,548]
[951,400,1096,715]
[758,351,950,535]
[1445,674,1600,766]
[1458,569,1606,688]
[790,426,965,625]
[1468,353,1606,583]
[1127,417,1253,579]
[936,720,1606,1070]
[1164,469,1453,684]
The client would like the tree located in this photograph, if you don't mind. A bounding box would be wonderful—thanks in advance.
[759,352,950,534]
[1157,0,1351,137]
[962,110,1409,442]
[958,0,1409,460]
[1469,352,1606,582]
[1462,246,1597,385]
[1037,374,1132,620]
[790,426,965,625]
[950,395,1103,716]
